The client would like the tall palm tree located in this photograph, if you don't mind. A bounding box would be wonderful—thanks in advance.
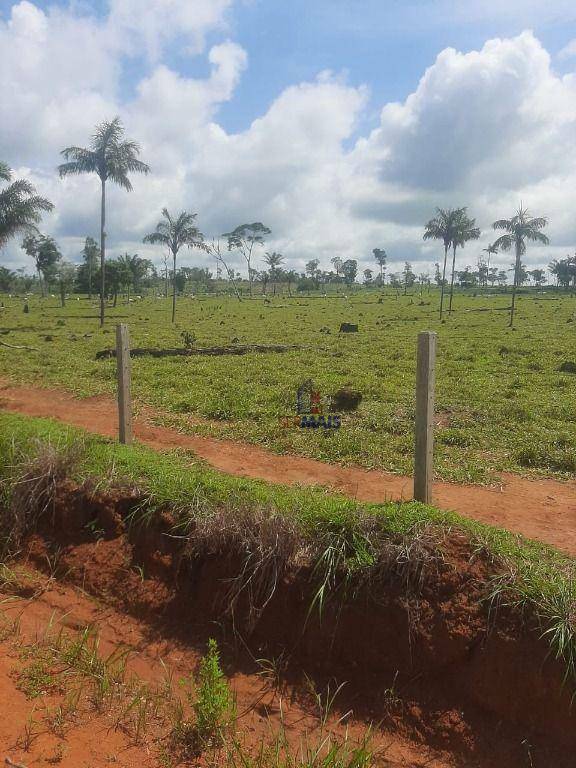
[0,162,53,250]
[58,118,150,326]
[423,208,463,319]
[263,251,284,295]
[143,208,207,323]
[373,248,387,285]
[482,243,498,275]
[493,206,549,327]
[448,209,480,314]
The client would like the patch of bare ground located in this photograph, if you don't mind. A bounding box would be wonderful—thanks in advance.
[0,562,455,768]
[0,482,573,767]
[1,383,576,555]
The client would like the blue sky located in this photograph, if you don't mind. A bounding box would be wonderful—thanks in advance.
[1,0,576,274]
[26,0,576,135]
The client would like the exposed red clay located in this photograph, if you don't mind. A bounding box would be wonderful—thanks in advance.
[1,383,575,555]
[7,483,575,768]
[1,564,454,768]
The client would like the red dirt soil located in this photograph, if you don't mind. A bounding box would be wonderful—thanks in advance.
[0,565,454,768]
[1,383,576,555]
[3,482,575,768]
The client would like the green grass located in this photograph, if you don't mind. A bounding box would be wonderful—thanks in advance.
[1,410,576,685]
[0,288,575,483]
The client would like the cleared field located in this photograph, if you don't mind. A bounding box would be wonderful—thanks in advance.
[0,288,575,483]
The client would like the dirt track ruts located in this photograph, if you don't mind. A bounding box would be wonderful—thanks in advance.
[1,383,575,555]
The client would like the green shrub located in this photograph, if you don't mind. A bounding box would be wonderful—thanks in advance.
[193,639,235,748]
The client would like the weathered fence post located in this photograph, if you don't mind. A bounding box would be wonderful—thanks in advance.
[116,323,133,445]
[414,331,436,503]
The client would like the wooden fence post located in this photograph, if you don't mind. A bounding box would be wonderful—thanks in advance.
[116,323,133,445]
[414,331,436,503]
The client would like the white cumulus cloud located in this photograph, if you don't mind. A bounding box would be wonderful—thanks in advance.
[1,1,575,281]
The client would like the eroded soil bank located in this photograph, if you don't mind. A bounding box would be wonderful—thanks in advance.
[1,383,575,555]
[8,481,575,768]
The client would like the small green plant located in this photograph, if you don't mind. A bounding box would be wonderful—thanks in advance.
[193,638,235,747]
[17,654,58,699]
[173,638,235,755]
[181,330,197,349]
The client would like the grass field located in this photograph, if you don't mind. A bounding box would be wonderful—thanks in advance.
[1,410,575,682]
[0,288,575,483]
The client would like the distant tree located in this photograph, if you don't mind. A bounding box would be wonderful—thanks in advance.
[497,270,508,288]
[22,234,61,296]
[331,256,342,278]
[206,238,242,301]
[223,223,271,296]
[457,267,478,289]
[373,248,387,285]
[418,272,429,295]
[81,236,100,299]
[144,208,207,322]
[433,262,443,287]
[448,209,480,314]
[0,162,53,251]
[117,252,152,301]
[55,261,76,307]
[482,242,499,281]
[105,258,131,307]
[423,208,463,318]
[549,257,576,290]
[511,261,529,287]
[493,206,549,327]
[285,269,298,297]
[530,268,546,287]
[263,251,285,295]
[488,267,499,287]
[477,257,488,288]
[389,272,401,297]
[402,261,415,294]
[305,259,321,288]
[178,266,213,294]
[257,270,270,295]
[363,268,373,285]
[0,266,15,292]
[58,117,150,326]
[341,259,358,285]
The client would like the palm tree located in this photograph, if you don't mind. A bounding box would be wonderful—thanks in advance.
[493,206,549,327]
[373,248,387,285]
[448,209,480,314]
[482,243,498,276]
[0,162,53,250]
[263,252,284,295]
[58,117,149,326]
[423,208,463,319]
[143,208,207,323]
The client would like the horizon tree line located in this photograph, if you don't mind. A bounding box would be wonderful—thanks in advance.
[0,116,567,328]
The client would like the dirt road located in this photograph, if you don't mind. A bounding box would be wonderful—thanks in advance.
[1,383,575,555]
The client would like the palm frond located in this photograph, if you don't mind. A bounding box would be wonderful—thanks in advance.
[58,148,99,178]
[0,162,11,182]
[526,217,548,230]
[493,218,513,232]
[143,231,170,246]
[492,235,513,252]
[91,117,124,151]
[526,230,550,245]
[0,168,54,248]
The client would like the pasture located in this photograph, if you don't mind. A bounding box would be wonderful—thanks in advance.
[1,287,574,484]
